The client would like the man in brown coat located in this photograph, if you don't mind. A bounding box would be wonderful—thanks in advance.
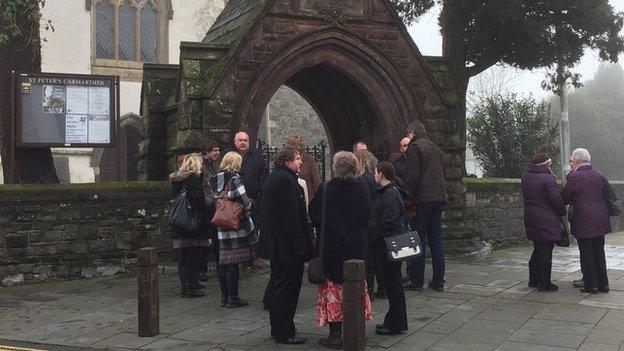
[403,120,447,292]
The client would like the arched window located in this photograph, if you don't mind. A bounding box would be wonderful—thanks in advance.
[95,1,115,59]
[92,0,169,75]
[118,1,137,61]
[140,3,158,63]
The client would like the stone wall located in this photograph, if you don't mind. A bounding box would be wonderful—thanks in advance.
[3,179,623,286]
[465,179,624,249]
[0,182,172,286]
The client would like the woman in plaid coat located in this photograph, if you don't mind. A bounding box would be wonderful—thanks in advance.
[210,151,257,308]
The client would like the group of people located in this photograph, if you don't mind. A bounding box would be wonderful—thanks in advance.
[521,148,617,294]
[168,121,449,347]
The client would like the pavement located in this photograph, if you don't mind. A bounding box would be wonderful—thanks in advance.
[2,234,624,351]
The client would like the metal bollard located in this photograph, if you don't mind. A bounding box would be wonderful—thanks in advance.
[342,259,366,351]
[138,247,159,337]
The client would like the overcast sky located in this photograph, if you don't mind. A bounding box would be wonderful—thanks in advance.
[407,0,624,101]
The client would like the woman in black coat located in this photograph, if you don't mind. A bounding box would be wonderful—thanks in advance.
[309,151,373,349]
[370,161,408,335]
[170,153,209,298]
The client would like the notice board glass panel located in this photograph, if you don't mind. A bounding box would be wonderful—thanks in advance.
[15,73,118,148]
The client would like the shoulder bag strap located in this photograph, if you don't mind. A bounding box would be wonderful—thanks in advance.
[391,186,410,231]
[318,182,328,264]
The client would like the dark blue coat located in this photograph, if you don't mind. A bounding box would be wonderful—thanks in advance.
[521,165,566,242]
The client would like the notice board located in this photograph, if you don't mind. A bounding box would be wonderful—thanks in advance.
[14,72,118,147]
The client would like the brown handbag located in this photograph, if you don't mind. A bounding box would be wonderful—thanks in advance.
[211,178,245,231]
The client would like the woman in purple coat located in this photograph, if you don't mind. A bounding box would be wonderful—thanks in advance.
[563,148,612,294]
[521,153,567,292]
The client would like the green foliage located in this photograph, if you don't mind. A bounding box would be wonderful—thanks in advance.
[391,0,624,79]
[550,63,624,180]
[0,0,52,46]
[467,95,560,178]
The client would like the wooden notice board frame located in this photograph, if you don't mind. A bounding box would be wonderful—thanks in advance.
[13,71,119,148]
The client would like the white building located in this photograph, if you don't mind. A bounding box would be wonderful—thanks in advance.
[34,0,224,182]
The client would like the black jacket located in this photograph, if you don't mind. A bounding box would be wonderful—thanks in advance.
[369,184,407,245]
[360,171,378,203]
[241,148,269,201]
[309,179,372,284]
[393,154,406,181]
[170,172,207,239]
[258,167,312,263]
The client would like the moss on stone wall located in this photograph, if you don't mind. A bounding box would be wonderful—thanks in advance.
[0,182,171,202]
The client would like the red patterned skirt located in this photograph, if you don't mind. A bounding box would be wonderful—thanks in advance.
[316,280,373,326]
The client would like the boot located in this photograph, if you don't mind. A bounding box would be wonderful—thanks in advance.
[318,322,342,349]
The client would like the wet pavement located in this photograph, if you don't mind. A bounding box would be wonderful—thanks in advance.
[2,233,624,351]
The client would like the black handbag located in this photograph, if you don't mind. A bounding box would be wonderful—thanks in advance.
[308,182,327,284]
[383,187,423,262]
[169,187,199,233]
[604,181,621,217]
[556,219,570,247]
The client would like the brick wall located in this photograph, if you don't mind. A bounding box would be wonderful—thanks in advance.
[0,182,173,286]
[465,179,624,249]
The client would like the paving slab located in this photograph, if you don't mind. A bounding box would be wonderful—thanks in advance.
[1,232,624,350]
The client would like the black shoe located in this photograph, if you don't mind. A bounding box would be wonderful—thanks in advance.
[220,295,228,307]
[375,327,403,335]
[598,286,610,293]
[318,336,342,349]
[190,281,205,290]
[580,287,598,294]
[375,324,385,330]
[403,282,424,291]
[528,281,538,288]
[275,336,307,344]
[185,288,205,298]
[226,297,249,308]
[537,282,559,292]
[198,272,209,282]
[573,279,584,288]
[428,281,444,292]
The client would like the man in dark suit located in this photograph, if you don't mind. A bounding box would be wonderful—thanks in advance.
[258,147,312,345]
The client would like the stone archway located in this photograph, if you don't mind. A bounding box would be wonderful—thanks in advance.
[239,27,423,152]
[138,0,478,252]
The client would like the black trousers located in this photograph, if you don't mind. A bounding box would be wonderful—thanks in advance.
[365,243,386,294]
[379,247,408,332]
[178,246,199,290]
[529,241,554,287]
[269,262,304,341]
[578,236,608,289]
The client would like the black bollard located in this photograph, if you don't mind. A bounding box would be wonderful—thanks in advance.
[138,247,159,337]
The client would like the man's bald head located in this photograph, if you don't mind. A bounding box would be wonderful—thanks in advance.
[234,132,250,154]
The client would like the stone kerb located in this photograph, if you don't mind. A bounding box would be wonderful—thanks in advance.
[0,182,172,286]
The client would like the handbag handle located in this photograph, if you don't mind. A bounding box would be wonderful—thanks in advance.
[318,182,328,266]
